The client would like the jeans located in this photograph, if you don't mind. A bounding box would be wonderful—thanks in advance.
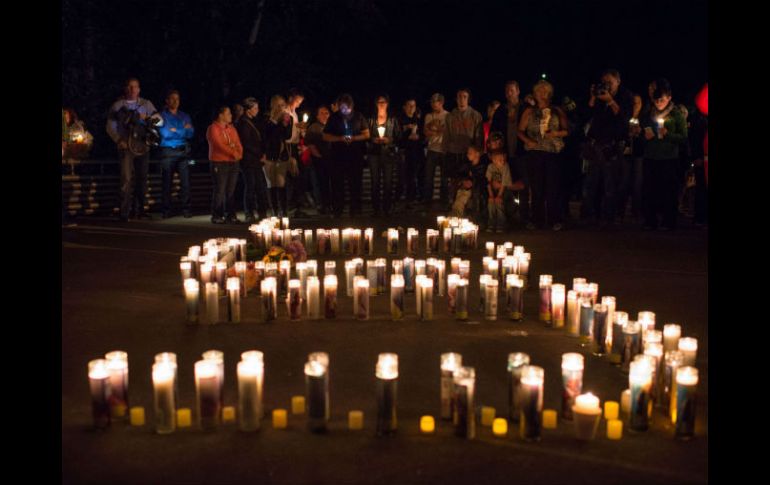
[313,156,333,211]
[211,162,240,218]
[118,149,149,218]
[487,190,517,230]
[642,158,679,229]
[525,151,562,226]
[616,155,644,220]
[241,162,269,217]
[403,146,425,203]
[424,150,447,207]
[581,142,624,223]
[159,147,190,213]
[368,152,396,214]
[331,147,364,216]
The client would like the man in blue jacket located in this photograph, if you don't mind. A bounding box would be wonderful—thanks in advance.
[158,89,195,218]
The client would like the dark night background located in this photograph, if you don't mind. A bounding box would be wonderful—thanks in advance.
[61,0,708,158]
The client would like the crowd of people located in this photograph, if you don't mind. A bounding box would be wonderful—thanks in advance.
[61,72,708,231]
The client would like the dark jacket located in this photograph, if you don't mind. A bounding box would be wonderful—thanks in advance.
[490,103,522,157]
[235,115,265,166]
[263,116,293,161]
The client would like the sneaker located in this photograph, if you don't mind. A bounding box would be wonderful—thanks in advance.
[552,223,563,232]
[211,216,226,224]
[226,215,242,224]
[182,210,193,218]
[161,211,172,219]
[244,214,257,224]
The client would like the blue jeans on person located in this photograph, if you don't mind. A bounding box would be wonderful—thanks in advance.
[118,148,149,218]
[369,152,396,214]
[581,142,624,223]
[159,147,190,214]
[241,162,269,218]
[424,150,447,208]
[487,189,517,230]
[211,162,240,219]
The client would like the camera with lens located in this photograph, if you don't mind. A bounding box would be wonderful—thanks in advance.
[592,82,611,97]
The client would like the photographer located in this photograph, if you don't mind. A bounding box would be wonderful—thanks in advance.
[581,68,634,227]
[158,89,194,219]
[106,77,161,222]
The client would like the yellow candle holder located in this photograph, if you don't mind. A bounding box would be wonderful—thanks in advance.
[222,406,236,423]
[542,409,558,429]
[291,395,306,415]
[492,418,508,437]
[273,409,288,429]
[129,406,145,426]
[607,419,623,440]
[420,415,435,434]
[176,408,192,428]
[604,401,619,421]
[481,406,496,427]
[348,410,364,430]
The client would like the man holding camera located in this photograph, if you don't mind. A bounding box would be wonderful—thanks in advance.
[158,89,194,219]
[581,68,634,227]
[106,77,160,222]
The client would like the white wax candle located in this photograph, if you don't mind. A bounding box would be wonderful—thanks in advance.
[152,362,176,434]
[237,358,264,431]
[551,284,566,327]
[307,276,321,320]
[227,277,241,323]
[205,282,219,324]
[323,274,337,319]
[678,337,698,366]
[663,324,682,353]
[376,353,399,379]
[574,393,601,414]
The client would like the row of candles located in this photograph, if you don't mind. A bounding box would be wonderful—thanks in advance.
[86,350,697,440]
[247,217,480,257]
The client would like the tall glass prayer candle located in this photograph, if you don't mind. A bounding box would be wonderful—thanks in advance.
[345,261,357,297]
[453,366,476,439]
[478,274,491,313]
[501,256,514,282]
[643,329,663,349]
[103,351,129,420]
[450,257,461,275]
[629,359,653,432]
[578,298,594,346]
[520,253,531,288]
[254,261,265,289]
[415,275,426,317]
[216,262,227,293]
[376,353,398,436]
[496,246,507,266]
[586,282,598,305]
[387,228,399,255]
[184,279,200,324]
[513,245,524,257]
[279,260,291,296]
[261,277,277,321]
[376,259,387,294]
[265,261,278,280]
[188,245,201,275]
[426,229,439,254]
[352,276,364,315]
[405,228,418,255]
[304,230,314,255]
[296,262,308,298]
[415,259,426,278]
[195,360,221,430]
[323,275,337,319]
[403,258,415,293]
[610,311,628,365]
[329,229,340,254]
[572,393,602,441]
[205,282,219,324]
[316,229,328,255]
[566,290,579,336]
[601,296,616,346]
[592,304,609,356]
[366,260,378,296]
[561,353,584,420]
[484,279,499,321]
[664,351,684,417]
[459,260,470,279]
[436,215,446,228]
[353,229,362,255]
[281,216,289,229]
[663,324,682,353]
[306,276,321,320]
[679,337,698,366]
[486,241,495,257]
[638,311,656,338]
[200,262,213,286]
[202,350,225,411]
[342,228,351,254]
[363,228,373,255]
[519,365,544,441]
[440,353,462,420]
[504,241,513,255]
[237,357,264,432]
[482,256,492,275]
[305,359,330,433]
[539,275,553,323]
[352,258,364,276]
[487,259,499,282]
[452,227,463,255]
[390,274,405,320]
[154,352,178,406]
[306,260,317,278]
[436,260,446,297]
[324,261,336,278]
[442,227,452,254]
[505,274,524,321]
[644,342,664,406]
[620,320,642,372]
[234,262,247,297]
[447,274,460,314]
[673,367,698,440]
[180,259,192,287]
[88,359,111,429]
[355,278,369,320]
[420,278,434,321]
[456,279,469,321]
[551,284,566,328]
[226,277,241,323]
[238,239,248,262]
[507,353,530,422]
[287,279,302,320]
[152,361,176,434]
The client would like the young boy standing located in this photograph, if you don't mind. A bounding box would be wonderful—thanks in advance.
[486,149,524,232]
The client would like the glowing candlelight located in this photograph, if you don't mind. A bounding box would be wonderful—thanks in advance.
[573,392,601,440]
[561,353,584,421]
[323,275,337,319]
[376,353,398,435]
[678,337,698,366]
[153,362,176,434]
[88,359,111,429]
[453,366,476,439]
[390,274,404,320]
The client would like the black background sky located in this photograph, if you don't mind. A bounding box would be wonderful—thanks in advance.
[62,0,708,157]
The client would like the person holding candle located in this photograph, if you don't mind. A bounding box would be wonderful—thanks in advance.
[235,96,269,223]
[367,94,401,217]
[423,93,450,211]
[263,95,294,218]
[323,93,370,217]
[397,97,425,212]
[640,78,688,231]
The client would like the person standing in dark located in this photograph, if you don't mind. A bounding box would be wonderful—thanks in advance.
[284,88,309,217]
[263,95,294,217]
[397,97,424,211]
[367,95,400,217]
[581,68,634,227]
[305,105,332,215]
[206,106,243,224]
[423,93,449,211]
[443,88,484,209]
[235,97,269,223]
[157,89,194,219]
[490,80,527,223]
[106,77,160,221]
[323,94,370,217]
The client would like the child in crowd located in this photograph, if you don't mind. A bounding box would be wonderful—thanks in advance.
[451,145,487,221]
[486,148,525,232]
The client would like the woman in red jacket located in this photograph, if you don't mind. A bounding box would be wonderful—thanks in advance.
[206,106,244,224]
